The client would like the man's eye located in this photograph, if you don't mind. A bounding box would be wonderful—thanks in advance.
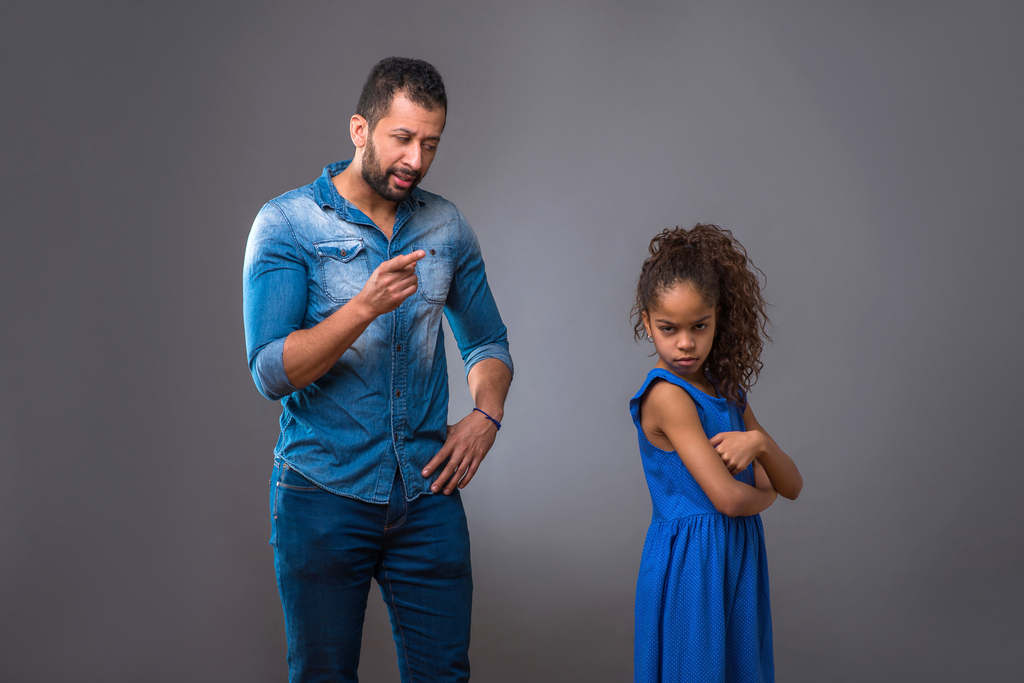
[396,136,410,142]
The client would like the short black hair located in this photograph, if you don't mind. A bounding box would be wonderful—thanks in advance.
[356,57,447,131]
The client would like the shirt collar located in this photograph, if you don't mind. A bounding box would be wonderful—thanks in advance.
[313,160,426,222]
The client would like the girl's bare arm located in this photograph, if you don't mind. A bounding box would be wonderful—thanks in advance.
[742,405,802,500]
[707,404,803,500]
[641,381,777,517]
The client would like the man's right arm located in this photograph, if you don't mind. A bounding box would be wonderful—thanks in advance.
[242,204,426,399]
[282,250,425,389]
[243,203,308,401]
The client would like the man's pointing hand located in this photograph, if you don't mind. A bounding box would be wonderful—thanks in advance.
[356,250,425,316]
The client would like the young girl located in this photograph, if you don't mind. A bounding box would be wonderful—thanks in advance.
[630,224,802,683]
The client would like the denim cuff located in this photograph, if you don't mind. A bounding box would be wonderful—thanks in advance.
[254,337,298,401]
[463,342,514,380]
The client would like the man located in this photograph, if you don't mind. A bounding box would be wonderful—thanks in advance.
[243,57,512,682]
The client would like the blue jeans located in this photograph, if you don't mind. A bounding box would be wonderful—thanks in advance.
[270,458,473,682]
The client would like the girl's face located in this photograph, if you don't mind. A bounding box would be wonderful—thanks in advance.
[643,281,717,382]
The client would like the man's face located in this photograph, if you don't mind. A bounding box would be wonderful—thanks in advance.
[361,92,446,203]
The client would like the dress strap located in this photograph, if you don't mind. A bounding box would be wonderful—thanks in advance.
[629,368,716,426]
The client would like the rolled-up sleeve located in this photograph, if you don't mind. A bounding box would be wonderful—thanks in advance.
[444,210,514,379]
[242,202,308,401]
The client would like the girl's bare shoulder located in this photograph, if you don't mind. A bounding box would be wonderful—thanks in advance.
[640,377,701,429]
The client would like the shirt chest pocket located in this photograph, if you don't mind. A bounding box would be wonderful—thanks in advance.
[413,245,453,304]
[315,238,370,303]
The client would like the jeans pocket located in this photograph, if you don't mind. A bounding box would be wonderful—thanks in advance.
[271,460,321,547]
[278,462,322,491]
[270,459,280,547]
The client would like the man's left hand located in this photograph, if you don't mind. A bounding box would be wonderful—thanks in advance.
[422,410,499,495]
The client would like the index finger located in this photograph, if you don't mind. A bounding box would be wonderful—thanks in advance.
[709,432,726,446]
[383,250,426,271]
[422,441,452,478]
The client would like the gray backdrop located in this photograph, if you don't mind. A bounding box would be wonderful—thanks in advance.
[2,1,1022,681]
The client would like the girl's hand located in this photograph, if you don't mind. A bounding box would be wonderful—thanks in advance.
[709,431,765,475]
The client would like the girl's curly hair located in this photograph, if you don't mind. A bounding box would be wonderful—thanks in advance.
[631,224,771,406]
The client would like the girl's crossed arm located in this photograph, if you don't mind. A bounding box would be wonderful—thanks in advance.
[642,381,777,518]
[709,404,803,500]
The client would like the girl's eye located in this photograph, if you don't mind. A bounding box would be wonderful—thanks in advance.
[694,324,707,331]
[660,327,674,333]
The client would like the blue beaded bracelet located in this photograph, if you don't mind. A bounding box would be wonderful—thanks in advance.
[473,407,502,431]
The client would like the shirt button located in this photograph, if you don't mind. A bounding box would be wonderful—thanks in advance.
[341,249,347,256]
[430,248,436,256]
[395,390,401,397]
[396,344,402,352]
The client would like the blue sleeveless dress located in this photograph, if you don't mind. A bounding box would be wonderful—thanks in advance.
[631,368,773,683]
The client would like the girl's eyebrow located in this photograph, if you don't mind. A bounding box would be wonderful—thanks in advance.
[656,315,711,325]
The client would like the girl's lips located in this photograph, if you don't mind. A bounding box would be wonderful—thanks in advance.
[676,357,698,365]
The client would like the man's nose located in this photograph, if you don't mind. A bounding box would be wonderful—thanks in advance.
[404,145,423,171]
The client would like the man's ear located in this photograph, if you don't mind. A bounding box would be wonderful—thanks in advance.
[350,115,369,150]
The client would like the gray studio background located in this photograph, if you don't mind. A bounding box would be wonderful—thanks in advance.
[2,1,1022,681]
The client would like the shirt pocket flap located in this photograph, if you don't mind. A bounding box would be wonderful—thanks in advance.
[315,239,365,263]
[314,238,370,303]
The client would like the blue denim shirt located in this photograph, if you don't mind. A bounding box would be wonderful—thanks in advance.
[243,161,513,503]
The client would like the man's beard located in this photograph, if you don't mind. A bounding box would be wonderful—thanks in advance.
[361,136,421,203]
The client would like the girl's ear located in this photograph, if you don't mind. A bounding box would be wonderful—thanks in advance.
[641,311,652,337]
